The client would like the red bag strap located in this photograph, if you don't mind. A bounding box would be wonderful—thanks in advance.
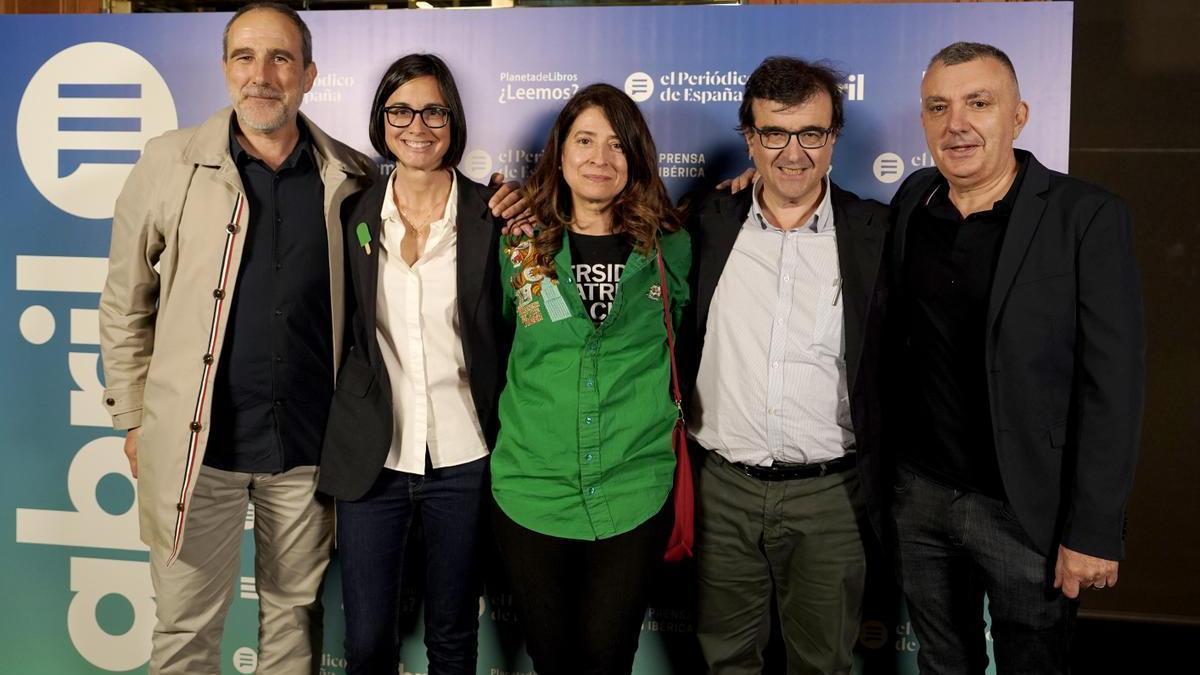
[654,241,684,420]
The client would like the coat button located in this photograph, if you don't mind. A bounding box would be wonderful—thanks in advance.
[202,353,214,364]
[212,289,225,299]
[105,397,115,406]
[189,421,202,432]
[176,502,185,512]
[226,223,239,234]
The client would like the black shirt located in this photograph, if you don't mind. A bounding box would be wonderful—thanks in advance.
[204,121,331,473]
[900,155,1029,498]
[568,230,633,325]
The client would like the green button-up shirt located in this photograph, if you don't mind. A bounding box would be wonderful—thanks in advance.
[491,228,691,540]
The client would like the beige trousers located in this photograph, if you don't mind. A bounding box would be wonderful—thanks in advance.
[148,464,333,675]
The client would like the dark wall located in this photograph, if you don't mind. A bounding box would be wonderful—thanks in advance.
[1069,0,1200,622]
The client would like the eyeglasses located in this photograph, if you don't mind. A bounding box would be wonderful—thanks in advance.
[752,126,833,150]
[384,105,451,129]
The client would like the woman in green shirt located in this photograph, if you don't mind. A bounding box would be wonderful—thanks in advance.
[490,83,691,675]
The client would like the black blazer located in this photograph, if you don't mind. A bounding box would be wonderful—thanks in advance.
[319,170,509,501]
[682,183,891,535]
[891,150,1145,560]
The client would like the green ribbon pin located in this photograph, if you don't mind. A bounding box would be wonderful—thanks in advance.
[356,222,372,255]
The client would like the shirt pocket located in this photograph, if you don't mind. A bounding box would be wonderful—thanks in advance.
[811,278,844,358]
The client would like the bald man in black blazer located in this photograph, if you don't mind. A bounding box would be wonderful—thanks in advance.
[888,42,1144,675]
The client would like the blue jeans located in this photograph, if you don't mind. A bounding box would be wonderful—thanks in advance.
[336,456,488,675]
[892,465,1077,675]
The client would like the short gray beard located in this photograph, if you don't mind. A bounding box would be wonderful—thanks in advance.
[234,101,291,133]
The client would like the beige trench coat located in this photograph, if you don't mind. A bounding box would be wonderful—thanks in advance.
[99,107,374,564]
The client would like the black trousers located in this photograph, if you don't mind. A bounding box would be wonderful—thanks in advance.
[892,466,1077,674]
[491,498,671,675]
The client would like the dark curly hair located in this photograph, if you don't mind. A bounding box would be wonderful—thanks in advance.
[737,56,846,136]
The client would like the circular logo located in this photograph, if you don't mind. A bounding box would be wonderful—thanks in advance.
[859,619,889,649]
[19,305,55,345]
[624,72,655,103]
[17,42,177,220]
[872,152,905,184]
[232,646,258,674]
[462,148,494,182]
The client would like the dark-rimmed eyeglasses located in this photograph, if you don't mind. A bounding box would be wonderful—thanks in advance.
[752,126,833,150]
[384,105,451,129]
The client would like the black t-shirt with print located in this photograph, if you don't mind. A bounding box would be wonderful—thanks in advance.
[568,230,633,325]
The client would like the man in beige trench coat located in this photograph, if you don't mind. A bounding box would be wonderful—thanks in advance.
[99,3,374,672]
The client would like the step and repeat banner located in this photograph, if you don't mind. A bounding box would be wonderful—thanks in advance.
[1,3,1072,673]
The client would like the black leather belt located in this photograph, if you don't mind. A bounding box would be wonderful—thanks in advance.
[728,454,856,482]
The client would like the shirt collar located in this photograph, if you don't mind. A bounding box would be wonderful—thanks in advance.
[228,117,314,170]
[747,172,835,234]
[923,150,1030,220]
[380,168,459,237]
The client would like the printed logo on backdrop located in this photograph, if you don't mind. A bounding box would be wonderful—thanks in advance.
[624,72,654,102]
[842,73,865,102]
[894,620,919,653]
[304,71,355,105]
[463,148,494,182]
[13,250,152,670]
[319,655,427,675]
[16,42,176,220]
[321,653,349,674]
[858,619,889,650]
[910,150,936,170]
[497,70,580,104]
[11,38,174,672]
[633,69,748,104]
[625,69,865,104]
[872,152,905,184]
[487,592,522,624]
[233,647,258,674]
[641,606,693,633]
[492,148,544,181]
[659,152,707,180]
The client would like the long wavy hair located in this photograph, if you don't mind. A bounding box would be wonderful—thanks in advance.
[523,83,680,278]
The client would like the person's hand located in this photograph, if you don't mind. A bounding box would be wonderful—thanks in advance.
[487,172,530,220]
[716,167,757,193]
[1053,544,1119,599]
[123,427,141,479]
[488,172,538,238]
[501,216,538,238]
